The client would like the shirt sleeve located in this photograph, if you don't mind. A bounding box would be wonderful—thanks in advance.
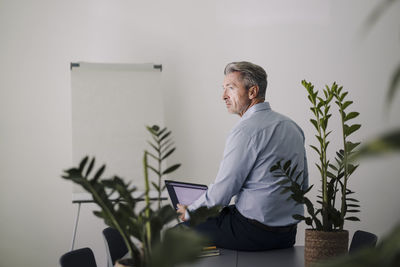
[188,128,257,210]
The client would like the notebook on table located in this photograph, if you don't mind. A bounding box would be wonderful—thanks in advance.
[164,180,207,210]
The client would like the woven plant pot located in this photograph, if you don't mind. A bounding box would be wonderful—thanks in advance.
[304,229,348,266]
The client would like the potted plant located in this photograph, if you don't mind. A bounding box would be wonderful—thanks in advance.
[270,81,362,266]
[62,125,219,267]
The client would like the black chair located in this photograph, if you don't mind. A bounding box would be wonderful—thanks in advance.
[59,247,97,267]
[349,230,378,253]
[103,227,129,267]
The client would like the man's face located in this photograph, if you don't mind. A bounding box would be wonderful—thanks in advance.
[222,72,251,116]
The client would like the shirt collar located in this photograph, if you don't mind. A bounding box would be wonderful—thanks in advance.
[241,102,271,120]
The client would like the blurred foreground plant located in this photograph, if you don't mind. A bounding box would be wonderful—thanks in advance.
[61,125,220,267]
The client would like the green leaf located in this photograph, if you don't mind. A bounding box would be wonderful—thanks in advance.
[386,62,400,109]
[345,216,361,221]
[147,165,160,176]
[344,112,360,121]
[151,134,160,145]
[355,129,400,158]
[289,164,298,178]
[305,198,315,215]
[346,204,360,208]
[320,118,327,131]
[323,87,328,98]
[347,209,360,213]
[341,100,353,110]
[310,119,319,130]
[161,141,174,153]
[283,160,291,171]
[329,164,338,171]
[324,105,331,116]
[317,97,325,107]
[310,145,321,155]
[337,85,343,95]
[93,164,106,181]
[147,141,160,153]
[294,172,303,183]
[157,127,167,137]
[346,198,360,202]
[307,95,313,104]
[147,152,159,161]
[270,164,279,172]
[347,164,359,175]
[340,91,349,101]
[277,179,291,185]
[85,157,95,177]
[146,125,158,136]
[159,131,172,143]
[315,163,322,173]
[304,184,314,194]
[344,124,361,136]
[345,141,361,152]
[325,130,332,138]
[79,156,89,172]
[326,171,336,179]
[309,107,316,115]
[273,174,286,178]
[340,110,347,120]
[293,214,306,220]
[280,187,291,194]
[305,217,313,226]
[151,182,159,191]
[161,148,176,160]
[162,164,181,175]
[362,0,397,37]
[316,135,324,147]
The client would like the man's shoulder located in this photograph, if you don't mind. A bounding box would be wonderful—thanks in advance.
[234,109,303,138]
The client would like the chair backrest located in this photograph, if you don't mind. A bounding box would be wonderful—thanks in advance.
[103,227,129,267]
[59,247,97,267]
[349,230,378,253]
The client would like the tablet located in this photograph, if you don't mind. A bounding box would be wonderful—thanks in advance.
[164,180,208,210]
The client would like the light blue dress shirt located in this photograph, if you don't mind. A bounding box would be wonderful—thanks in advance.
[188,102,308,227]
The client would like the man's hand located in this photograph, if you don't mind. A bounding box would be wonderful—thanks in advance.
[177,204,188,221]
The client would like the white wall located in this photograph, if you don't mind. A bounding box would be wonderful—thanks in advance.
[1,0,399,267]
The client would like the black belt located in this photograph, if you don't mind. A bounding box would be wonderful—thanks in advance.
[234,207,297,233]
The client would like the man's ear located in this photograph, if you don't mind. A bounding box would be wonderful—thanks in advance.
[248,86,259,99]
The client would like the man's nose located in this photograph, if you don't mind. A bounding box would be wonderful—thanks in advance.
[222,88,228,100]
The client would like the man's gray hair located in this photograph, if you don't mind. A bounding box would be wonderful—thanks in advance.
[224,61,268,98]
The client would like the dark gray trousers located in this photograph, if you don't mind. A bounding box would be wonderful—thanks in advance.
[183,205,297,251]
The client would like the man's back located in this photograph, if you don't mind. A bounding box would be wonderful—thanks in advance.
[232,102,308,226]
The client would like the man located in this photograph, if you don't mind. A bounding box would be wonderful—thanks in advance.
[177,61,308,251]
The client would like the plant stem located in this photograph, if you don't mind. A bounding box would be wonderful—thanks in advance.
[321,123,328,230]
[312,95,329,230]
[143,152,152,257]
[338,98,348,230]
[158,140,162,210]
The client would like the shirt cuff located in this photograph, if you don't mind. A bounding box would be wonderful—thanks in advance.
[184,210,190,220]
